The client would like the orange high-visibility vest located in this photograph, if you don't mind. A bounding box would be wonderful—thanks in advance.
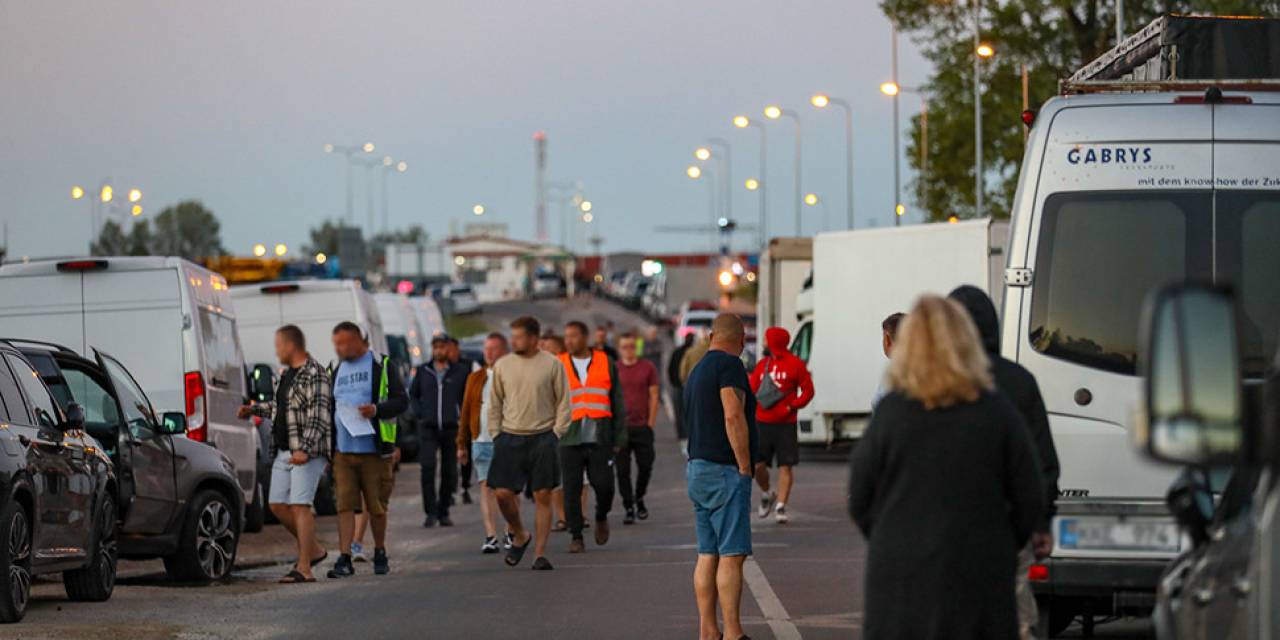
[559,350,613,421]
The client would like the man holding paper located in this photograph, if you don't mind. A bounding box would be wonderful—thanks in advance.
[326,321,408,579]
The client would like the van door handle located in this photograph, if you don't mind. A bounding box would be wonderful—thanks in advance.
[209,376,230,389]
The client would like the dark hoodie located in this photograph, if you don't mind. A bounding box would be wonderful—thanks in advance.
[749,327,815,425]
[950,285,1060,532]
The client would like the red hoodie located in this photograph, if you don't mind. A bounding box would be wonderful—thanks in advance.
[749,327,815,425]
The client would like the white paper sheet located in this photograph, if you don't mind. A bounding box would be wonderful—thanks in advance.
[336,401,375,437]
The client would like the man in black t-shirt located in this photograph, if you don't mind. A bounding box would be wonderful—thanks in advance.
[682,313,756,640]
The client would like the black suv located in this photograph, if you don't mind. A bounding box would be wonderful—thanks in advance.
[14,342,243,585]
[0,341,117,623]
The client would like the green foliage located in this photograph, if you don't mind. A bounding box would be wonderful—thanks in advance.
[304,220,344,257]
[91,221,129,256]
[883,0,1280,222]
[150,200,225,258]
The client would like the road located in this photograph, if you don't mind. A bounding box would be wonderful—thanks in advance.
[15,298,1153,639]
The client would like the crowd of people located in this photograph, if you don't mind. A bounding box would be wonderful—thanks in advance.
[239,284,1061,640]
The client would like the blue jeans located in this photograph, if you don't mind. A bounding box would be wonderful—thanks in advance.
[687,459,753,557]
[471,441,495,483]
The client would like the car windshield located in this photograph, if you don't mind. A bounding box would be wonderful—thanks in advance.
[1030,190,1280,377]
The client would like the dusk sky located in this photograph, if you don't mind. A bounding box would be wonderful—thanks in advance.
[0,1,928,259]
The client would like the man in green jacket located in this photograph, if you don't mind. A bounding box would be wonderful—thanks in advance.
[557,320,627,554]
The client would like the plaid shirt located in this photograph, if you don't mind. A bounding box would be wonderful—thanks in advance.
[250,357,333,460]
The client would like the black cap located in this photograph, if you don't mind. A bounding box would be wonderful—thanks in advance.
[431,333,452,345]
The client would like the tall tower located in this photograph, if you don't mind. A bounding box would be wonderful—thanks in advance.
[533,131,548,243]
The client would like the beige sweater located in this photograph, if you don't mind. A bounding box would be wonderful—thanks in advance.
[487,350,572,439]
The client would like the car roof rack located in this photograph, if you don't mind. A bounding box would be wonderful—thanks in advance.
[0,338,81,355]
[1062,14,1280,94]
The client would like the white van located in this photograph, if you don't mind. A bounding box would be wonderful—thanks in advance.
[1005,73,1280,633]
[0,257,260,506]
[230,279,388,371]
[374,292,428,369]
[409,295,445,341]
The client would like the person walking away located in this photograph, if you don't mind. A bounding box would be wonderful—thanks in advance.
[685,313,757,640]
[749,327,814,525]
[457,332,510,553]
[848,295,1044,640]
[488,316,572,571]
[668,333,695,449]
[615,332,658,524]
[411,335,470,527]
[239,325,332,583]
[557,320,627,553]
[679,329,711,386]
[871,313,905,409]
[446,336,479,504]
[327,322,409,579]
[949,285,1061,640]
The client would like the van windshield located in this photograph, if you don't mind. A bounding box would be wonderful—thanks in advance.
[1030,190,1280,377]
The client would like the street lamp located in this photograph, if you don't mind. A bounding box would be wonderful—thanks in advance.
[71,186,85,200]
[879,82,930,220]
[252,243,267,257]
[687,162,717,251]
[376,156,408,233]
[582,213,594,223]
[745,178,759,191]
[473,204,485,216]
[352,155,384,232]
[315,252,328,265]
[128,188,142,203]
[810,93,855,230]
[324,142,376,226]
[733,115,768,246]
[131,204,142,217]
[274,243,287,257]
[976,43,995,59]
[763,105,802,236]
[100,185,113,203]
[706,138,733,227]
[804,193,828,233]
[686,165,702,179]
[580,200,592,213]
[694,147,711,161]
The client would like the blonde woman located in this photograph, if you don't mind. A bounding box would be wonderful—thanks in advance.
[848,295,1043,640]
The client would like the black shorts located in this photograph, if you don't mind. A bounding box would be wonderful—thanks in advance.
[756,422,799,467]
[489,430,561,493]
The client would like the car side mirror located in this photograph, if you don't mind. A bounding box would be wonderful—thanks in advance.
[249,364,275,402]
[61,402,86,431]
[1166,467,1213,548]
[160,412,187,435]
[1135,284,1245,465]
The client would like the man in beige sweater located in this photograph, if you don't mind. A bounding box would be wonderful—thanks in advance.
[487,315,572,571]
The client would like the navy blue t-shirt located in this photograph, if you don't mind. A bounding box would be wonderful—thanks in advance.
[684,349,757,466]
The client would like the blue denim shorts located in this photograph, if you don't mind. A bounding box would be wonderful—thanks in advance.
[687,459,753,557]
[471,441,495,483]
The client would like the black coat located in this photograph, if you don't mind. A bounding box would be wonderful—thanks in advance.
[848,391,1043,640]
[409,360,471,427]
[950,285,1061,531]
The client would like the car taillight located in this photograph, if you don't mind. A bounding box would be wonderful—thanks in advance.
[184,371,208,442]
[1028,564,1049,582]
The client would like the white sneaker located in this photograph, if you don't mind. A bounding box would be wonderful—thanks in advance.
[775,503,789,524]
[758,491,777,519]
[351,542,369,562]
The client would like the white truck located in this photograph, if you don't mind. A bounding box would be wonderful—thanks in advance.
[754,237,812,363]
[804,219,1007,445]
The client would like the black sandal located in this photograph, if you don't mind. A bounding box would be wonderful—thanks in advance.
[310,551,328,568]
[505,534,532,566]
[279,570,315,584]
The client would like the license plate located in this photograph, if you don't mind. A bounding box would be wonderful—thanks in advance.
[1058,517,1181,553]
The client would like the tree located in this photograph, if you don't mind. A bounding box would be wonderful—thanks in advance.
[883,0,1280,222]
[303,220,344,257]
[91,221,129,256]
[150,200,225,259]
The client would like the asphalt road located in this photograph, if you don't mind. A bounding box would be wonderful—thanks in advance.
[13,298,1155,639]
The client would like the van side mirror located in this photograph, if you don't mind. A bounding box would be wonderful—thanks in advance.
[160,412,187,435]
[61,402,86,431]
[1135,284,1245,465]
[249,364,275,402]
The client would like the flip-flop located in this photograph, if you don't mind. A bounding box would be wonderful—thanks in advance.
[310,551,329,568]
[505,534,532,566]
[552,520,567,532]
[278,570,315,584]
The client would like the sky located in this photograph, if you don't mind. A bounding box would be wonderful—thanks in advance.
[0,1,929,259]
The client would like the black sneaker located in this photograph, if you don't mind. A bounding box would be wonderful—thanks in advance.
[373,548,390,575]
[623,509,636,525]
[503,532,515,550]
[481,536,500,554]
[531,556,554,571]
[636,499,649,520]
[327,554,354,579]
[423,515,437,528]
[462,489,473,504]
[438,513,454,527]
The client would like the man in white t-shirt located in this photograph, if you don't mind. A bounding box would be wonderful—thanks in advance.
[457,332,509,553]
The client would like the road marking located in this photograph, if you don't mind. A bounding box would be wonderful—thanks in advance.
[744,557,803,640]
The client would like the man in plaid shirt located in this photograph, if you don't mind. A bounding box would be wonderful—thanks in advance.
[239,325,334,583]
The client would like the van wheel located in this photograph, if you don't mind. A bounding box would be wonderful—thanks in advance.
[0,500,33,623]
[163,490,238,583]
[64,496,117,602]
[243,480,265,533]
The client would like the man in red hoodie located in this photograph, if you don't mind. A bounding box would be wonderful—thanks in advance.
[749,327,814,524]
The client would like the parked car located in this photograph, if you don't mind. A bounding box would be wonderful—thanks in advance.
[232,279,386,512]
[409,295,445,341]
[14,340,244,583]
[0,341,116,623]
[675,308,717,342]
[437,283,480,315]
[531,271,566,298]
[0,257,263,529]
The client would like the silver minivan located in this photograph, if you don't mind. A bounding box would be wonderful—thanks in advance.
[0,257,260,513]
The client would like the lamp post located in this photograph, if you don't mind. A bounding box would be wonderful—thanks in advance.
[880,83,929,219]
[763,105,802,236]
[972,1,993,219]
[810,94,854,230]
[706,138,733,225]
[377,157,408,234]
[891,20,901,225]
[732,115,768,247]
[803,192,828,234]
[687,164,717,251]
[323,142,375,226]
